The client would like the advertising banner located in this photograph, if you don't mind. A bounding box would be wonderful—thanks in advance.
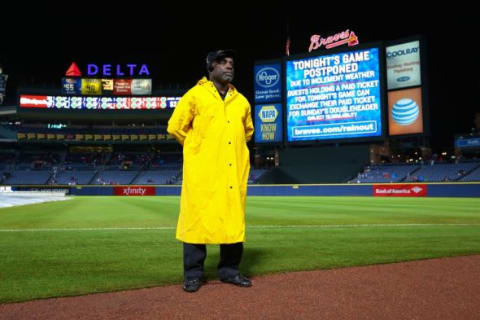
[101,79,114,94]
[114,79,132,95]
[62,78,82,95]
[254,103,283,143]
[455,137,480,149]
[131,79,152,95]
[19,95,180,110]
[373,184,427,197]
[388,87,423,135]
[254,63,282,103]
[114,186,155,196]
[81,79,102,95]
[386,40,421,90]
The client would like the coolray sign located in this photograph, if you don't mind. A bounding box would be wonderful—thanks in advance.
[373,184,427,197]
[114,186,155,196]
[86,64,150,77]
[386,41,421,90]
[254,63,282,103]
[19,95,180,109]
[309,29,359,52]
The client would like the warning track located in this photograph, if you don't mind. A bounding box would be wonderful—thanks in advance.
[1,255,479,320]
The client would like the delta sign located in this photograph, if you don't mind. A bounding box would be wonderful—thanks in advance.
[66,62,150,77]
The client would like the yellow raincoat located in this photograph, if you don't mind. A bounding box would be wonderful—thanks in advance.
[167,77,254,244]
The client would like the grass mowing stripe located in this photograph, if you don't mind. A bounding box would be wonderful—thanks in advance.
[1,225,479,303]
[1,223,479,232]
[0,227,175,232]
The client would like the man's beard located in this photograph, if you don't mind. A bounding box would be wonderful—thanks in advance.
[222,72,234,82]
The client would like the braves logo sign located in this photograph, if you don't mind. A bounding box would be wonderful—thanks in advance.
[309,29,359,52]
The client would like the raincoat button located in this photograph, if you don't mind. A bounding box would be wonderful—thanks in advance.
[228,141,231,144]
[229,186,233,189]
[229,163,232,166]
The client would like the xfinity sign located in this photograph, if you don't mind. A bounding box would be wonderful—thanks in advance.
[254,63,282,103]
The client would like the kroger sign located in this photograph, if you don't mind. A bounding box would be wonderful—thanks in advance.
[254,63,282,103]
[256,67,280,88]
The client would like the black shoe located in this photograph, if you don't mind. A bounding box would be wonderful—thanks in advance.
[183,278,202,293]
[220,274,252,287]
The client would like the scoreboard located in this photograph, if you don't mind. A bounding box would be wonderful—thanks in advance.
[19,95,180,110]
[286,46,384,142]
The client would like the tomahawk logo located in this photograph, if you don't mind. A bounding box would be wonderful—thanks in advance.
[123,187,146,196]
[411,186,423,194]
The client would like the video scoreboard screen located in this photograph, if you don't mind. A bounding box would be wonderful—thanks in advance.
[19,95,180,110]
[286,46,384,142]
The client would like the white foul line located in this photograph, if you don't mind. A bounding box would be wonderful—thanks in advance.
[0,224,479,232]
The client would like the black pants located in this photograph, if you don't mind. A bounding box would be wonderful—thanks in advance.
[183,242,243,281]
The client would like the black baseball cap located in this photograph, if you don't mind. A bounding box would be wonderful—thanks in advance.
[206,49,235,70]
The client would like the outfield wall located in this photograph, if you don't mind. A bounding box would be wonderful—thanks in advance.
[58,183,480,197]
[7,183,480,197]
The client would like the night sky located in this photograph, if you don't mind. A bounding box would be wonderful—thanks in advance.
[2,8,478,151]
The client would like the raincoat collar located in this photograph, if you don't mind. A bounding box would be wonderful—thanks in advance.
[197,77,238,100]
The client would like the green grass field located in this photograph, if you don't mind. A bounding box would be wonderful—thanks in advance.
[1,196,479,303]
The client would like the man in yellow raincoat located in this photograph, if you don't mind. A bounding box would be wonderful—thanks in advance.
[167,49,254,292]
